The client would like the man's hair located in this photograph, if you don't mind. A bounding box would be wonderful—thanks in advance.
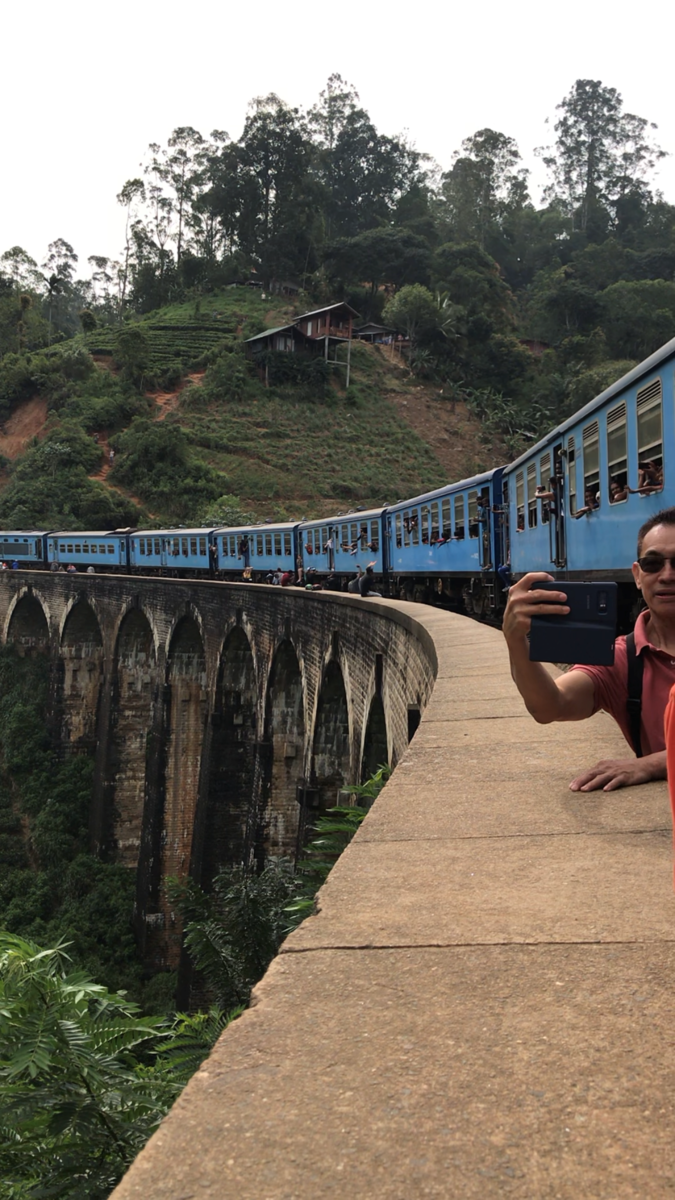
[637,507,675,556]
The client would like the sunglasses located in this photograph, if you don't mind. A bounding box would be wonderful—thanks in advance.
[637,553,675,573]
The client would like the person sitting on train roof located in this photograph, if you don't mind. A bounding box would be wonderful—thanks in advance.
[503,507,675,793]
[573,486,600,518]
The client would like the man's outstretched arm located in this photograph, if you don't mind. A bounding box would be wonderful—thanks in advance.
[503,573,666,793]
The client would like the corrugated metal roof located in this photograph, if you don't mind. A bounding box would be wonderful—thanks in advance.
[245,324,297,343]
[296,301,360,321]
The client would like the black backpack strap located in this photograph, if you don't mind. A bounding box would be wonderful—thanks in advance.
[625,630,644,758]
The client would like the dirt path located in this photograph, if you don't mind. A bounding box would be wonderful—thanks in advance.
[147,370,205,421]
[0,396,48,459]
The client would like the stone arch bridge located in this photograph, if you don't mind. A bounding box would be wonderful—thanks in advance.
[0,573,436,969]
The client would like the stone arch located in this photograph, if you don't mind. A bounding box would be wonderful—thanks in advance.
[261,639,305,860]
[361,694,389,783]
[59,599,104,750]
[107,608,157,867]
[310,659,351,818]
[199,626,258,887]
[6,593,49,654]
[158,615,208,967]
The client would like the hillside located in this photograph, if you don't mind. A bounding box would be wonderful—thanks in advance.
[0,289,500,530]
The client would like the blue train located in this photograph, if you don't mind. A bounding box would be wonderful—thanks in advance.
[5,334,675,623]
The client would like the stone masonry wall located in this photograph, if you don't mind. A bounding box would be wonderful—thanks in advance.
[0,574,437,967]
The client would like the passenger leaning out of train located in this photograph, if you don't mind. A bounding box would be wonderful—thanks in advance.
[573,486,600,519]
[503,507,675,793]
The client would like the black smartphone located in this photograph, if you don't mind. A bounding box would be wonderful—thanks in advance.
[528,580,618,666]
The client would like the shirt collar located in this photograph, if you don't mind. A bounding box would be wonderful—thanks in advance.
[635,608,671,656]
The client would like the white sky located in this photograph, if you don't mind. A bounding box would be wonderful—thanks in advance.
[3,0,675,275]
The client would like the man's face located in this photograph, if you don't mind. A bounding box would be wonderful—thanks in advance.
[632,524,675,619]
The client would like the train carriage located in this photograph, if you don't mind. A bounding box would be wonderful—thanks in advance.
[214,523,300,577]
[48,530,129,570]
[385,470,504,610]
[0,531,49,568]
[504,335,675,603]
[129,528,214,574]
[299,509,386,580]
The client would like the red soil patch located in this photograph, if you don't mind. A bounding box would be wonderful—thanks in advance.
[0,396,48,460]
[146,371,205,422]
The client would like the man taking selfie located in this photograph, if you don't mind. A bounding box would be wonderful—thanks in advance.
[503,508,675,793]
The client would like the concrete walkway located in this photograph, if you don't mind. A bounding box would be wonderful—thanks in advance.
[112,605,675,1199]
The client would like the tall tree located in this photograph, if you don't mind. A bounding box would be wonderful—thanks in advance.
[116,178,146,317]
[541,79,666,234]
[439,129,529,249]
[41,239,77,343]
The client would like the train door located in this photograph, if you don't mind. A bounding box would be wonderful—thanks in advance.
[478,486,492,569]
[160,537,170,569]
[327,526,335,571]
[551,443,566,568]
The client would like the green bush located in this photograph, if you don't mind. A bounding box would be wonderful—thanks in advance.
[111,418,221,519]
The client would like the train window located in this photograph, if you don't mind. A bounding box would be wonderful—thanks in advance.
[265,534,272,556]
[454,494,465,539]
[320,527,327,552]
[403,510,411,547]
[275,534,282,557]
[395,513,402,548]
[154,539,161,555]
[411,509,419,546]
[351,523,358,547]
[190,538,197,556]
[108,544,115,555]
[82,543,89,554]
[468,491,479,538]
[516,472,525,531]
[179,538,186,556]
[284,533,292,556]
[567,437,577,515]
[256,535,263,555]
[199,538,206,555]
[74,544,81,554]
[421,505,430,544]
[441,498,451,539]
[527,464,538,529]
[582,421,600,509]
[139,540,145,556]
[607,403,628,502]
[370,520,379,551]
[430,503,439,543]
[636,378,663,490]
[229,536,237,556]
[99,544,105,555]
[67,544,73,554]
[222,538,228,556]
[60,544,66,553]
[313,530,321,554]
[539,453,551,524]
[360,524,368,547]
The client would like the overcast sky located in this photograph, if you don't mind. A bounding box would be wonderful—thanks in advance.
[3,0,675,275]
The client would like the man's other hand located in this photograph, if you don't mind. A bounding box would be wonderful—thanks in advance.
[569,754,665,792]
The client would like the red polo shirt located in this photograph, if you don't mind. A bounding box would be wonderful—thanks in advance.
[570,610,675,755]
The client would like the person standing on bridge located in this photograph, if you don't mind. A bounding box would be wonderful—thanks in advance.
[503,507,675,793]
